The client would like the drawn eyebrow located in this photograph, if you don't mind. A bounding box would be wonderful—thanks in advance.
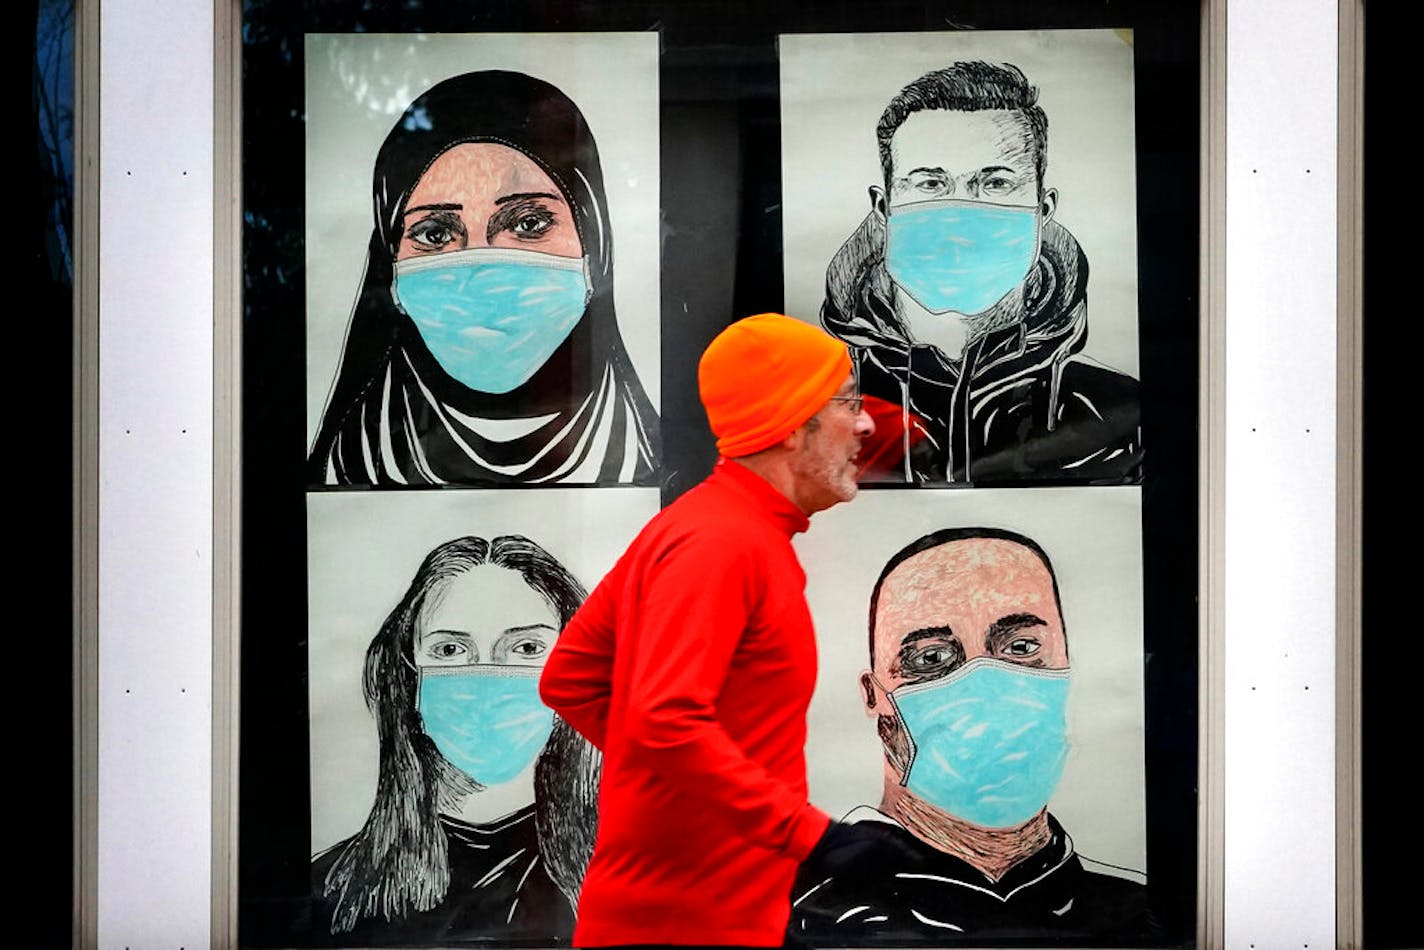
[503,623,558,636]
[897,625,956,650]
[984,612,1048,649]
[494,191,562,206]
[404,202,463,215]
[423,629,473,644]
[902,166,947,178]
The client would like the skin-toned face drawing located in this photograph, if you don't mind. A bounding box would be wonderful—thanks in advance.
[862,537,1068,773]
[879,109,1054,214]
[396,142,584,261]
[415,564,560,668]
[789,374,876,514]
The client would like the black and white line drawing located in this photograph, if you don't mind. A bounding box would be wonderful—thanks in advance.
[781,33,1144,486]
[309,535,599,943]
[306,60,659,486]
[791,525,1152,943]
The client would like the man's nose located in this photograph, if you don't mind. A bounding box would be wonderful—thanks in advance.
[855,408,876,438]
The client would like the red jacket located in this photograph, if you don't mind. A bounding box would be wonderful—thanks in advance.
[539,458,832,946]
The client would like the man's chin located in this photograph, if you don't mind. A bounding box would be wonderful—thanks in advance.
[841,462,863,496]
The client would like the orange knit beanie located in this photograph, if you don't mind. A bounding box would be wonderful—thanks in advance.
[698,313,852,458]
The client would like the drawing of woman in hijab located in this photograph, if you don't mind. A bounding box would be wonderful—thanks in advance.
[307,70,659,486]
[309,534,599,943]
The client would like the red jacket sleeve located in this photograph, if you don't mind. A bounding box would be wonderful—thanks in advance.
[619,533,831,860]
[855,393,932,481]
[539,569,619,750]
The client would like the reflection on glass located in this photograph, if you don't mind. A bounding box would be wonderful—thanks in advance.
[35,0,74,284]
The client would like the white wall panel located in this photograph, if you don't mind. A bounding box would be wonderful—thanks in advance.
[98,0,214,946]
[1224,0,1338,945]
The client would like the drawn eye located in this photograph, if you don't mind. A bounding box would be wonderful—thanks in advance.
[406,213,465,252]
[902,640,962,675]
[911,646,947,667]
[1004,637,1041,657]
[492,623,557,666]
[914,175,949,195]
[426,639,468,661]
[509,637,549,658]
[895,172,951,199]
[980,173,1020,197]
[509,209,556,239]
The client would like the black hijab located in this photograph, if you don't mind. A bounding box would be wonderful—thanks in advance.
[308,70,659,486]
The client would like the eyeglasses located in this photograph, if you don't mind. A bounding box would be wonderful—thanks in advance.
[826,394,864,414]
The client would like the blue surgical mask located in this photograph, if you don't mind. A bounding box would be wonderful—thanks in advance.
[416,664,555,786]
[393,247,590,394]
[884,199,1039,316]
[886,657,1069,829]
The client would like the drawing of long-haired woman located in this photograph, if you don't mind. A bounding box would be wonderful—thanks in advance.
[309,534,599,943]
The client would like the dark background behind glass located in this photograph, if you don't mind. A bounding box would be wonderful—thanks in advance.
[29,0,73,946]
[240,1,1201,945]
[1361,3,1415,947]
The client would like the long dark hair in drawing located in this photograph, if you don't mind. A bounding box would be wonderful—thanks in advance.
[307,70,659,486]
[318,535,599,936]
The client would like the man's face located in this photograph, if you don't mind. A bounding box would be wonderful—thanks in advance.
[788,374,875,515]
[874,108,1055,325]
[863,537,1068,774]
[884,108,1043,211]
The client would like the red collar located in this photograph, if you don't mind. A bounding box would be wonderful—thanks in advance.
[712,457,811,537]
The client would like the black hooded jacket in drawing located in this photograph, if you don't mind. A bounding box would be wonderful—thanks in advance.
[307,71,659,486]
[822,62,1142,485]
[307,535,599,944]
[790,528,1154,944]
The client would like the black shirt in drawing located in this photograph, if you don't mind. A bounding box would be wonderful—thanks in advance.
[788,807,1158,947]
[306,805,575,947]
[822,216,1143,486]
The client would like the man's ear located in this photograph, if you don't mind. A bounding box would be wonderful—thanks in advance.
[1040,186,1058,221]
[869,184,888,222]
[860,671,879,715]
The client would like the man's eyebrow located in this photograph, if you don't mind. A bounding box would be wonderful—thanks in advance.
[901,166,947,178]
[404,202,462,215]
[984,612,1048,647]
[976,164,1023,176]
[494,191,562,205]
[897,625,956,651]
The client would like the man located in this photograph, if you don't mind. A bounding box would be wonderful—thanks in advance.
[788,528,1155,944]
[539,312,875,948]
[821,61,1143,485]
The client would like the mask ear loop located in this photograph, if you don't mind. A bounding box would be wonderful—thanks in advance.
[869,673,917,786]
[401,652,433,720]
